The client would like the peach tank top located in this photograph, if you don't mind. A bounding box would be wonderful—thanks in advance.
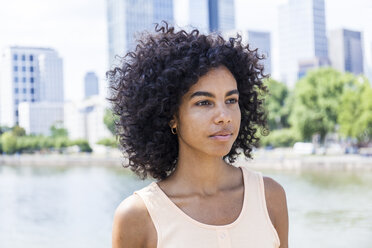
[134,165,280,248]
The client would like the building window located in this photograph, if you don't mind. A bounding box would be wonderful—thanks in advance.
[30,66,34,72]
[29,55,34,61]
[22,54,26,61]
[15,99,19,105]
[14,66,18,72]
[31,98,35,102]
[13,54,18,61]
[15,110,18,117]
[22,77,26,83]
[30,77,34,83]
[23,88,26,94]
[15,88,19,94]
[31,88,34,94]
[14,77,18,83]
[22,66,26,72]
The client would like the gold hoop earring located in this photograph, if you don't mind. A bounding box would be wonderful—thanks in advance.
[171,127,177,135]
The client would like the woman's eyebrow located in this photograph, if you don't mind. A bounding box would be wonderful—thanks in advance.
[189,91,214,99]
[189,89,239,99]
[226,89,239,97]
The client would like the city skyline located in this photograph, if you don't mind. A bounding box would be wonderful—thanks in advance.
[0,0,371,100]
[0,46,64,127]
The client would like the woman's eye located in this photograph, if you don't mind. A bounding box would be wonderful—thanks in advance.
[196,100,211,106]
[226,98,238,104]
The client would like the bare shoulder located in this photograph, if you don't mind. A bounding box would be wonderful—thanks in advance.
[263,176,286,202]
[263,176,289,248]
[112,194,156,248]
[262,176,288,225]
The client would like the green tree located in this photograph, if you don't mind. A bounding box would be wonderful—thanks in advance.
[289,68,352,142]
[264,79,292,130]
[39,136,55,150]
[16,135,41,153]
[1,132,17,154]
[54,137,70,152]
[104,108,118,136]
[71,139,93,153]
[260,128,300,147]
[97,137,118,148]
[338,77,372,144]
[0,126,11,135]
[50,123,68,138]
[359,88,372,144]
[12,125,26,136]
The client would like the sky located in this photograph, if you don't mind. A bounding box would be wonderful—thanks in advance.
[0,0,371,100]
[0,0,107,101]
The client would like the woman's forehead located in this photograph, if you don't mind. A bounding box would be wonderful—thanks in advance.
[187,66,237,93]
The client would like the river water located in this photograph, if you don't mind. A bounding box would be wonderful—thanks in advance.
[0,164,371,248]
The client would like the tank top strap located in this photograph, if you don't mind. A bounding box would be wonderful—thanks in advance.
[133,182,164,245]
[238,165,281,246]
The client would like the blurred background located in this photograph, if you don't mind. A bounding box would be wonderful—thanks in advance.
[0,0,371,247]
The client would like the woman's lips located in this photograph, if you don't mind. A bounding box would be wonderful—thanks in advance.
[209,134,232,141]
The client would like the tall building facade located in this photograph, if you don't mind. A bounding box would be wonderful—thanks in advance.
[208,0,235,33]
[84,72,99,98]
[174,0,209,33]
[328,29,364,75]
[174,0,235,34]
[222,29,271,75]
[0,47,63,127]
[107,0,174,67]
[247,31,271,75]
[18,102,64,136]
[64,96,111,146]
[278,0,329,87]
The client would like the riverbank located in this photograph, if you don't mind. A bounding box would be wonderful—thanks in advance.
[240,155,372,171]
[1,149,371,171]
[237,148,372,171]
[0,152,124,167]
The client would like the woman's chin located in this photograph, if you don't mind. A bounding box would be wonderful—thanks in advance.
[206,147,233,158]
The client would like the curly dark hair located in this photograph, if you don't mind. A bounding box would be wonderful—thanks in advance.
[107,22,268,180]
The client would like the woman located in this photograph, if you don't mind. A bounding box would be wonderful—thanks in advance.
[109,22,288,248]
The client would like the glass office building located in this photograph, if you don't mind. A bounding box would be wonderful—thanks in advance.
[278,0,329,87]
[248,31,271,75]
[84,72,99,99]
[0,47,63,126]
[107,0,174,68]
[329,29,364,75]
[208,0,235,33]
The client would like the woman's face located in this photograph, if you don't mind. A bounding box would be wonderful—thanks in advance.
[172,66,241,157]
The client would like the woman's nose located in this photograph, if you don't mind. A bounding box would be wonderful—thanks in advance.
[213,105,232,124]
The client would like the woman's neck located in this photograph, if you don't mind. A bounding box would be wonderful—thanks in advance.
[165,146,233,196]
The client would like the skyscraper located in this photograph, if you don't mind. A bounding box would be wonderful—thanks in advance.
[84,72,99,98]
[247,31,271,75]
[174,0,209,33]
[174,0,235,34]
[222,29,271,75]
[107,0,174,67]
[0,46,64,127]
[328,29,364,75]
[208,0,235,33]
[64,96,111,146]
[278,0,329,87]
[18,102,64,136]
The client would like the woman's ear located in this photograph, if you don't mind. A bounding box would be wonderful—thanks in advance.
[169,118,177,129]
[169,116,178,135]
